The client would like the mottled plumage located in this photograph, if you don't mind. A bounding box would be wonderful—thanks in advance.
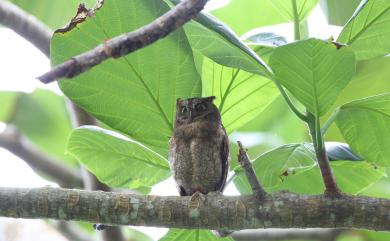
[169,96,229,196]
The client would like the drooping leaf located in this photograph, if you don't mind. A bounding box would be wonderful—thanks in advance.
[182,11,271,77]
[202,58,279,133]
[159,229,233,241]
[52,0,201,156]
[320,0,361,26]
[67,126,171,190]
[9,0,97,29]
[233,143,385,195]
[335,93,390,166]
[211,0,319,35]
[337,0,390,60]
[0,91,20,122]
[269,38,356,116]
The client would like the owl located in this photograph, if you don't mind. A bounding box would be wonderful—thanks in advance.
[168,96,230,196]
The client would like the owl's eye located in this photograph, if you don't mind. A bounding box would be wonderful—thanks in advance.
[195,103,206,112]
[181,106,188,114]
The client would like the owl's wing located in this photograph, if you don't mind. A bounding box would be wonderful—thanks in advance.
[168,137,175,166]
[217,127,230,192]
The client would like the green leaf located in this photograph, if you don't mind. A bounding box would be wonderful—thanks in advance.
[320,0,361,26]
[335,93,390,166]
[182,12,271,77]
[202,58,279,133]
[211,0,318,35]
[0,91,20,122]
[233,144,317,194]
[269,38,356,116]
[6,89,76,166]
[9,0,97,29]
[337,0,390,60]
[233,143,385,195]
[52,0,201,156]
[67,126,170,190]
[159,229,233,241]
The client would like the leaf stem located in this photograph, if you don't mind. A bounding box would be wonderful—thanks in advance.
[321,108,340,135]
[307,112,341,197]
[273,79,308,122]
[291,0,300,41]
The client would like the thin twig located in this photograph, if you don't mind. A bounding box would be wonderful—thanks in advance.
[237,141,266,201]
[37,0,209,83]
[0,125,83,188]
[0,0,52,56]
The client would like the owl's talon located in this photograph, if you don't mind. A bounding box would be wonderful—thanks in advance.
[190,191,206,202]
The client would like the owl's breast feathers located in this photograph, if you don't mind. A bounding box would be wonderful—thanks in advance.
[169,120,230,196]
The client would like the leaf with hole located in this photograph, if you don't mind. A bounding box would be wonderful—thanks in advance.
[269,38,356,116]
[67,126,171,190]
[52,0,201,156]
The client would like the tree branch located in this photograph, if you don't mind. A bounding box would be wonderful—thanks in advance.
[237,141,266,201]
[37,0,209,83]
[232,228,345,241]
[0,0,51,56]
[1,187,389,231]
[0,125,83,188]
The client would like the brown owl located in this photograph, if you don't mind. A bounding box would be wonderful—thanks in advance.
[169,96,230,196]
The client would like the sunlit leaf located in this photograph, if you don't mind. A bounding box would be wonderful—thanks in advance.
[52,0,201,156]
[67,126,170,190]
[211,0,318,35]
[0,91,20,122]
[337,0,390,60]
[335,93,390,166]
[202,58,278,133]
[269,38,356,116]
[320,0,361,26]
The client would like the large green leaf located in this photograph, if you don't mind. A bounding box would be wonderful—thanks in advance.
[337,0,390,60]
[269,38,356,116]
[4,89,76,165]
[335,93,390,166]
[320,0,361,26]
[52,0,201,156]
[182,12,271,77]
[67,126,170,189]
[211,0,318,35]
[323,56,390,142]
[202,58,279,133]
[159,229,233,241]
[9,0,97,29]
[233,143,385,195]
[0,91,20,122]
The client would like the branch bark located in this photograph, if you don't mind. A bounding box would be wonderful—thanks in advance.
[37,0,208,83]
[232,228,345,241]
[1,187,389,231]
[0,125,83,188]
[0,0,51,56]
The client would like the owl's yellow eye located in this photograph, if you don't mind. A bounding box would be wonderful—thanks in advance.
[195,103,206,112]
[181,106,188,113]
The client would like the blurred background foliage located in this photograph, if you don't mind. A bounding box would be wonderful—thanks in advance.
[1,0,390,241]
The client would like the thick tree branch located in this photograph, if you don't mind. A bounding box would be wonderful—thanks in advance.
[232,228,345,241]
[0,0,51,56]
[0,126,83,188]
[37,0,208,83]
[1,187,389,231]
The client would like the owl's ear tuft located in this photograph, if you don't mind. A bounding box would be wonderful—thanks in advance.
[204,96,216,102]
